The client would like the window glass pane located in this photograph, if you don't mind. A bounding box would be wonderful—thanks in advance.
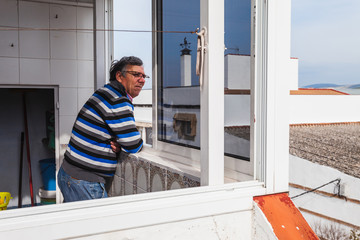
[113,0,152,90]
[113,0,153,146]
[224,0,251,161]
[157,0,200,148]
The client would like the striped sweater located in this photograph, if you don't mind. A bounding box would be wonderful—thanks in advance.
[62,80,143,183]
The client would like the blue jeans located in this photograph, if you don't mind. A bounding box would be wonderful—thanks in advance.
[57,167,108,203]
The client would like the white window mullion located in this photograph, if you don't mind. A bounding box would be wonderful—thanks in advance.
[200,0,225,186]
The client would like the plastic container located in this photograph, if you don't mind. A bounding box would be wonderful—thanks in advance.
[0,192,12,210]
[39,187,56,205]
[39,158,56,191]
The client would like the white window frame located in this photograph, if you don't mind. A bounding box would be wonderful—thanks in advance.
[150,0,258,185]
[0,0,292,236]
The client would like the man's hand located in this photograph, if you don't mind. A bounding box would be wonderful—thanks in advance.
[110,141,121,153]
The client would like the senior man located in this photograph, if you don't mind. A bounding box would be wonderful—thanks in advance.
[58,56,147,202]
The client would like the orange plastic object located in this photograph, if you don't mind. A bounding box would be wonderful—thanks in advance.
[254,193,318,240]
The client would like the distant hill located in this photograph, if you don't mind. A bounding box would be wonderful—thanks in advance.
[301,83,360,95]
[302,83,340,88]
[347,84,360,89]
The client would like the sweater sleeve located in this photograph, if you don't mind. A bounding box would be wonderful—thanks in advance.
[107,98,143,154]
[94,85,143,154]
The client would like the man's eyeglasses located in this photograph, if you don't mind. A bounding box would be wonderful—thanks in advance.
[123,71,150,79]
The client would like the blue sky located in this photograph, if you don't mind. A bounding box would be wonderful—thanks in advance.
[114,0,250,89]
[291,0,360,87]
[113,0,359,89]
[113,0,152,89]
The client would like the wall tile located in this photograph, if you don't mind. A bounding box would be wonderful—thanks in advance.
[0,0,18,27]
[124,180,134,195]
[50,31,76,59]
[20,58,50,84]
[136,187,147,195]
[77,32,93,60]
[136,166,149,192]
[151,174,164,192]
[77,87,94,111]
[19,31,50,58]
[50,4,76,29]
[59,115,76,145]
[59,87,78,116]
[109,175,122,197]
[169,181,181,190]
[0,30,18,57]
[124,161,134,185]
[77,60,94,87]
[0,57,19,84]
[167,171,185,190]
[150,165,166,192]
[51,59,77,87]
[77,6,93,30]
[19,1,49,28]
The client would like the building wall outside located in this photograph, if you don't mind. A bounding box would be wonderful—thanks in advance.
[289,155,360,232]
[289,95,360,124]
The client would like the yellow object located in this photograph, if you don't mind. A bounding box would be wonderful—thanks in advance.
[0,192,12,210]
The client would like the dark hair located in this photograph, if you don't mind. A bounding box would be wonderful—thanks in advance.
[109,56,143,82]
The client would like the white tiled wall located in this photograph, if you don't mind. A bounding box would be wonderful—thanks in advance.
[50,4,76,29]
[77,32,93,60]
[59,115,77,145]
[0,1,94,149]
[0,57,19,84]
[0,30,18,57]
[19,2,49,28]
[59,87,78,116]
[51,59,78,87]
[77,7,93,29]
[77,60,94,87]
[19,30,50,58]
[20,58,50,84]
[0,0,18,27]
[77,87,94,111]
[51,31,77,59]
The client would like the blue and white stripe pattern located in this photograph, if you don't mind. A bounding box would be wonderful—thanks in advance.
[64,81,143,178]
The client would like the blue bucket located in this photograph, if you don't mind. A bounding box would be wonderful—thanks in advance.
[39,158,56,191]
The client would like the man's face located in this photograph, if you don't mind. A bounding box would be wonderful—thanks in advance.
[116,65,146,98]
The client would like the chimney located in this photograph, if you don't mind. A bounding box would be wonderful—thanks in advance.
[180,37,192,87]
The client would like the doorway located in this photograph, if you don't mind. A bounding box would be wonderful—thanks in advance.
[0,87,56,208]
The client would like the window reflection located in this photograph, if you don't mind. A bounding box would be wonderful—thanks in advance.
[224,0,251,160]
[157,0,200,148]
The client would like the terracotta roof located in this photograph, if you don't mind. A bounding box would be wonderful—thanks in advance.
[290,122,360,178]
[290,88,349,95]
[254,193,317,240]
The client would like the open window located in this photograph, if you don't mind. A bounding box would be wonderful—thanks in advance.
[152,0,256,186]
[0,0,295,236]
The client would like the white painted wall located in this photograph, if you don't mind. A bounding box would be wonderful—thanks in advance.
[289,155,360,231]
[289,58,299,90]
[134,88,251,126]
[0,182,266,239]
[225,95,250,126]
[225,54,250,89]
[224,55,298,91]
[289,95,360,124]
[181,54,192,86]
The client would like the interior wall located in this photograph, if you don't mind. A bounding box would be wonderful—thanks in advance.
[0,88,54,208]
[0,0,95,206]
